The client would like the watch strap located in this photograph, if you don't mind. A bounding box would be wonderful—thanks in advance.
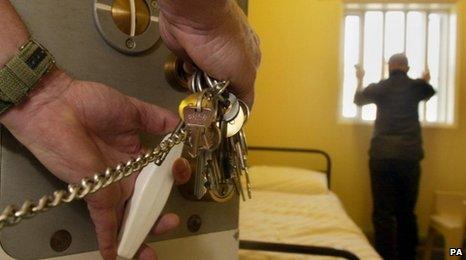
[0,40,55,114]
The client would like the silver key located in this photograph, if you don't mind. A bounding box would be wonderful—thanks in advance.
[211,158,235,202]
[201,125,222,152]
[220,93,246,138]
[238,129,248,156]
[228,137,246,201]
[222,93,240,122]
[204,150,216,190]
[234,132,252,199]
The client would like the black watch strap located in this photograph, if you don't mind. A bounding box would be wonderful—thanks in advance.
[0,39,55,114]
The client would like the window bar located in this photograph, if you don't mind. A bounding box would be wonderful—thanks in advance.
[381,11,386,80]
[422,12,430,123]
[441,13,451,123]
[357,11,365,119]
[437,12,447,123]
[343,6,455,124]
[403,11,408,53]
[446,13,456,124]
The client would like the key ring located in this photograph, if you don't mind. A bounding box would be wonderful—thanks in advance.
[238,99,250,124]
[204,72,217,89]
[189,69,202,93]
[195,71,205,92]
[203,72,229,96]
[195,89,209,111]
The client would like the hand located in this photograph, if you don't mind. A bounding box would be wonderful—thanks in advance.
[0,70,192,260]
[158,0,261,107]
[355,64,365,82]
[422,69,431,82]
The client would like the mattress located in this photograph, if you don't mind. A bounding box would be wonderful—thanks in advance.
[239,166,380,260]
[248,166,328,195]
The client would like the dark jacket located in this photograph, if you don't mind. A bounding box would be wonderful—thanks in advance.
[354,71,436,161]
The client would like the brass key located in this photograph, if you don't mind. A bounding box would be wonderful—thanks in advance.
[194,152,208,199]
[180,91,217,158]
[234,130,252,199]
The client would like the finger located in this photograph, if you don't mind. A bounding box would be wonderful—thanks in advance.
[75,152,121,260]
[116,201,127,228]
[136,244,157,260]
[172,158,191,185]
[151,213,180,235]
[130,98,179,135]
[87,189,118,260]
[157,0,228,23]
[229,82,254,109]
[240,90,255,110]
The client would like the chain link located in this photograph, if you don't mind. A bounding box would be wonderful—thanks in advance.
[0,126,187,230]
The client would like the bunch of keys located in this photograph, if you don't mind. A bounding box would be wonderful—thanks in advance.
[179,69,252,202]
[119,68,252,258]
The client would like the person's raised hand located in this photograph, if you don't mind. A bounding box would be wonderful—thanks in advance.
[158,0,261,107]
[0,70,192,260]
[422,69,431,82]
[355,64,365,82]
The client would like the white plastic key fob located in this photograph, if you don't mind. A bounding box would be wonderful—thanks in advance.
[117,136,184,259]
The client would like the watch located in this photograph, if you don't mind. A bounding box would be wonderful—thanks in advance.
[0,39,56,114]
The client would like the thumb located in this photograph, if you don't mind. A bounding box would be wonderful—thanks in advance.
[130,97,180,135]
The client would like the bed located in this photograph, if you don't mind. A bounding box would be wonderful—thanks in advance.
[238,147,381,260]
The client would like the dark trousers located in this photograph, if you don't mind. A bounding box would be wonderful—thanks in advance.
[369,159,421,260]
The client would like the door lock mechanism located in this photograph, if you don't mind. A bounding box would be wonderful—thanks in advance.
[164,54,191,92]
[94,0,161,54]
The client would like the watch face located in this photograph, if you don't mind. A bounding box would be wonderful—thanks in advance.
[26,46,48,70]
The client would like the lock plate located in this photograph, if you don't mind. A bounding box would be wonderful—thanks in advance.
[94,0,161,54]
[0,0,247,259]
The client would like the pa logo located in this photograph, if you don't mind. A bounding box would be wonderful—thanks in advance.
[450,248,463,256]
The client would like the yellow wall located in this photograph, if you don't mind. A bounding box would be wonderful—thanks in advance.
[246,0,466,236]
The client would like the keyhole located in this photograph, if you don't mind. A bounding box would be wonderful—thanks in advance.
[112,0,151,36]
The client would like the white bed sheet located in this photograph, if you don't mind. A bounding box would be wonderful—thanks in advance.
[239,190,381,260]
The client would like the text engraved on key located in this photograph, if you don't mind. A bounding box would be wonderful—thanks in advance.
[183,107,215,126]
[181,93,217,158]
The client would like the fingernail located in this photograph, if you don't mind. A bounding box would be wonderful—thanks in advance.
[173,159,186,175]
[165,214,180,227]
[155,214,180,235]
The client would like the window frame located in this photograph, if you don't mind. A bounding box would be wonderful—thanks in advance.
[338,2,460,128]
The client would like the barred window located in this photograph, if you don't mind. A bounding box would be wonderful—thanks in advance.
[341,3,457,125]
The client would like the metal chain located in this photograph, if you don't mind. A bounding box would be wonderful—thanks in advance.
[0,68,231,231]
[0,125,187,230]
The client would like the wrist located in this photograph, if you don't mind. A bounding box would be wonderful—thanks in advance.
[0,68,72,132]
[0,1,71,131]
[357,80,364,89]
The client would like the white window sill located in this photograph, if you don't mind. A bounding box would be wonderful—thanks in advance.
[337,117,458,129]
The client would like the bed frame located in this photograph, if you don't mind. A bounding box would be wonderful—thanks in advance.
[239,146,360,260]
[247,146,332,189]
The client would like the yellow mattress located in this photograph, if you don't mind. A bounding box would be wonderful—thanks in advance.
[249,166,328,195]
[239,190,381,260]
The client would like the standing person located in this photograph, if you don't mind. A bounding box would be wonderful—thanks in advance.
[354,54,436,260]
